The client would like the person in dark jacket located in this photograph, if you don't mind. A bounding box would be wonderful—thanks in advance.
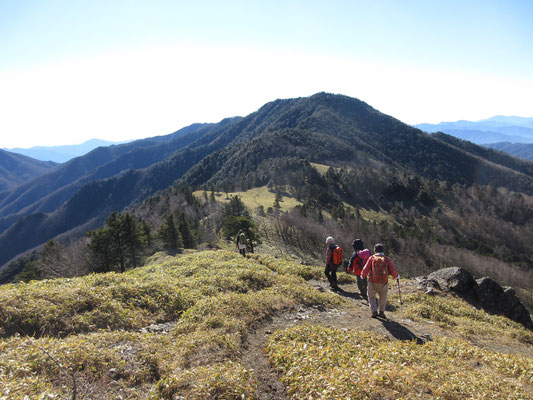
[347,239,370,299]
[325,236,339,290]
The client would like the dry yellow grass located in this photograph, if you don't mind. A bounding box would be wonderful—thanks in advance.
[194,186,303,212]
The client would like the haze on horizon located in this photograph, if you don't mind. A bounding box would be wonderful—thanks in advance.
[1,0,532,149]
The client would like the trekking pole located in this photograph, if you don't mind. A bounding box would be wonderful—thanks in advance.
[397,278,404,319]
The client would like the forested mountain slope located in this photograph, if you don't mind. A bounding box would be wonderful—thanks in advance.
[0,122,218,228]
[183,93,533,194]
[1,92,532,273]
[0,149,57,192]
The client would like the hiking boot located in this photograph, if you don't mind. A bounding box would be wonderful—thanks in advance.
[371,312,378,318]
[378,311,386,318]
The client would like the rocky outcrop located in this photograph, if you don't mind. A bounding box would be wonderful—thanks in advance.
[474,277,532,328]
[427,267,475,294]
[418,268,532,329]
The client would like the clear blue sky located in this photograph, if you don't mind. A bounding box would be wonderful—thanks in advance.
[1,0,532,148]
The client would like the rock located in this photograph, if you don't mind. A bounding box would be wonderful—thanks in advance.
[428,267,474,294]
[419,268,532,329]
[475,277,532,328]
[474,277,503,309]
[416,277,441,291]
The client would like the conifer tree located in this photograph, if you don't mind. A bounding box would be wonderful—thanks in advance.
[140,220,153,249]
[86,212,144,273]
[121,213,142,269]
[106,212,126,272]
[87,226,114,273]
[159,214,182,251]
[178,212,196,249]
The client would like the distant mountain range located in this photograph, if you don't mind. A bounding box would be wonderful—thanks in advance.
[484,142,533,161]
[415,116,533,144]
[4,139,129,163]
[0,93,532,277]
[414,116,533,161]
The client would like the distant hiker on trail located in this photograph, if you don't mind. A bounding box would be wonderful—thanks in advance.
[246,238,254,254]
[236,230,247,257]
[325,236,343,290]
[347,239,370,299]
[361,243,399,319]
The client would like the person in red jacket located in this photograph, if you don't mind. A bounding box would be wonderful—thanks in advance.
[347,239,370,299]
[324,236,340,290]
[361,243,399,318]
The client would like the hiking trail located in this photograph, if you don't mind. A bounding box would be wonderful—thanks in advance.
[240,278,433,399]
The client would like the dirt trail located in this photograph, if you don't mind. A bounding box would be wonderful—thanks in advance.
[240,279,435,399]
[241,277,533,398]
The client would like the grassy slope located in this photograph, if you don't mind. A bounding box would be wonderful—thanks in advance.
[0,251,338,399]
[0,251,531,399]
[193,186,303,212]
[268,325,532,400]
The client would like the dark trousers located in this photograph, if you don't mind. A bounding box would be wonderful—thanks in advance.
[356,275,368,299]
[239,248,246,257]
[324,265,338,287]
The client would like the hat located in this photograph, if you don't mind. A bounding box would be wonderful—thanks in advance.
[374,243,384,253]
[352,239,364,251]
[325,236,335,244]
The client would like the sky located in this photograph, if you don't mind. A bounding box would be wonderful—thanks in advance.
[1,0,532,148]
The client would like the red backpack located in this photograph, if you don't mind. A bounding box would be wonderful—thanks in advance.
[331,246,343,266]
[370,255,389,284]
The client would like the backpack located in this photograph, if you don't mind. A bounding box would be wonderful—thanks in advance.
[238,233,246,245]
[331,245,343,266]
[370,255,389,284]
[354,249,370,274]
[357,249,370,267]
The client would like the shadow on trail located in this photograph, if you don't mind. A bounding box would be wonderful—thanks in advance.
[334,288,365,301]
[380,319,425,344]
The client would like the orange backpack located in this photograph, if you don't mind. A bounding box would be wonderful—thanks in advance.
[371,255,389,284]
[332,246,343,266]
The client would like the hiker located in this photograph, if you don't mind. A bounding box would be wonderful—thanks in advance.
[347,239,370,299]
[247,238,254,254]
[236,230,247,257]
[325,236,342,290]
[361,243,399,318]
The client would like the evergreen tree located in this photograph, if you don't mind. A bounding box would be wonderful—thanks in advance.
[140,220,153,249]
[121,213,142,269]
[87,226,114,273]
[223,195,249,217]
[222,215,261,248]
[159,214,182,251]
[86,212,144,273]
[178,212,196,249]
[274,192,281,209]
[106,212,126,273]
